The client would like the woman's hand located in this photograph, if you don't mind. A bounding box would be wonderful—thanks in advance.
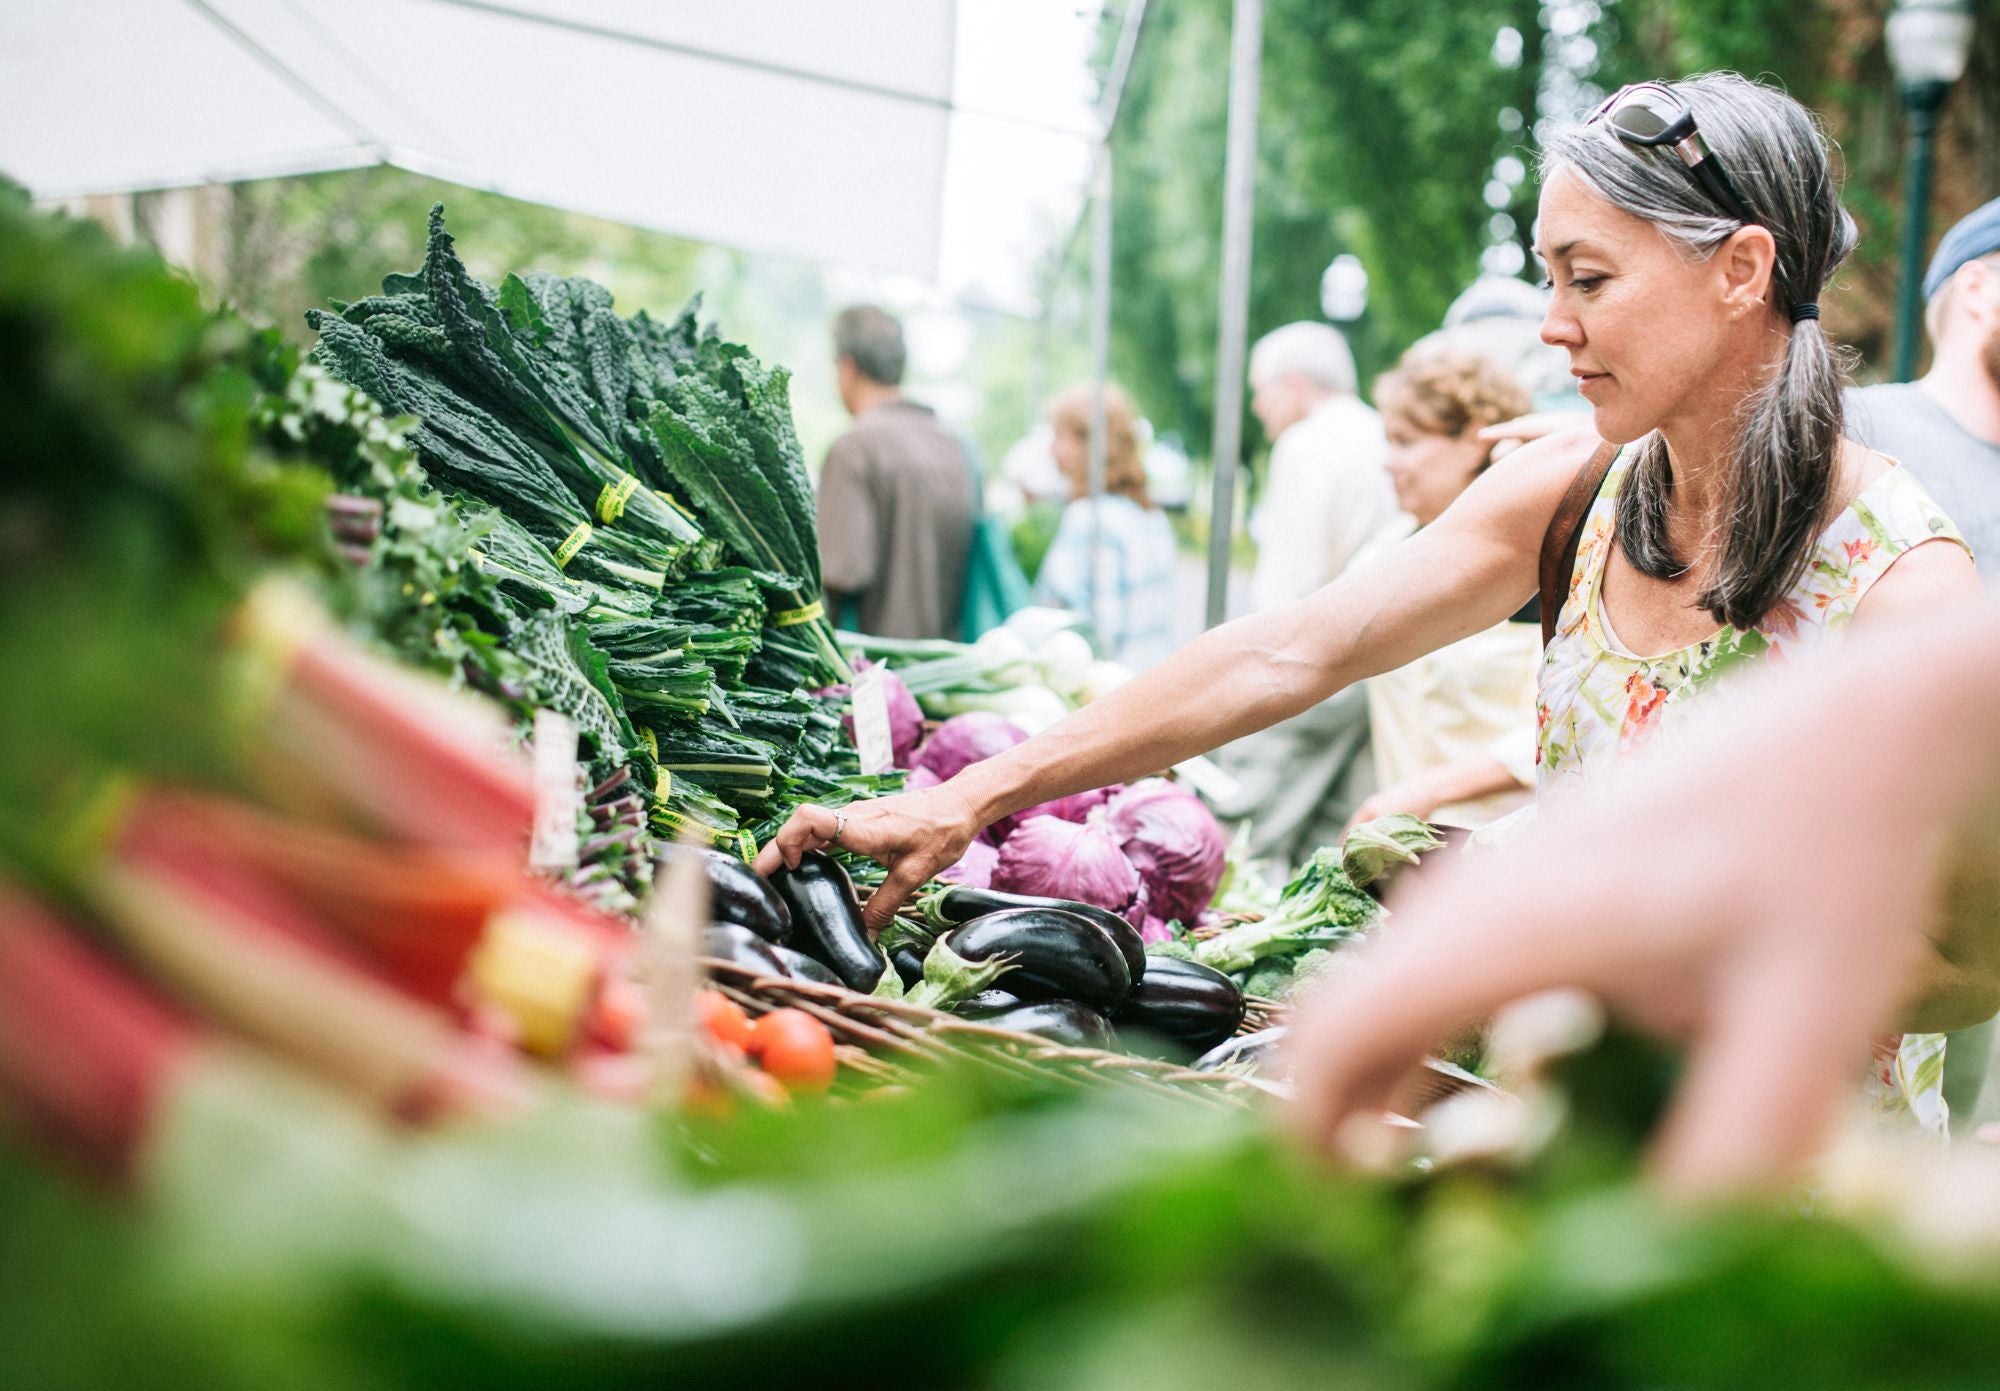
[1344,783,1442,836]
[1284,614,2000,1196]
[1343,757,1525,836]
[1477,412,1593,462]
[755,784,984,931]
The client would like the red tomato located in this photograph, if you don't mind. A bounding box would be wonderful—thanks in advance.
[748,1008,837,1092]
[695,990,755,1052]
[587,976,645,1051]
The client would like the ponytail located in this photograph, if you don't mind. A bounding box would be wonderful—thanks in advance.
[1617,306,1852,631]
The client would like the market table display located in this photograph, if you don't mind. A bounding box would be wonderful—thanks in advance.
[13,185,2000,1390]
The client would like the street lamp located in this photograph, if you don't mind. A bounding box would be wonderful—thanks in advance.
[1886,0,1975,381]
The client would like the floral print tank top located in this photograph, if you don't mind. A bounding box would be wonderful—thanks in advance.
[1536,444,1969,1135]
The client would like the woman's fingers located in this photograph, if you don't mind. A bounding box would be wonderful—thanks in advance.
[1284,828,1651,1159]
[1477,412,1581,445]
[1647,944,1879,1198]
[753,803,841,874]
[862,853,951,931]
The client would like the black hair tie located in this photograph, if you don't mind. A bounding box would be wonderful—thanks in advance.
[1788,302,1820,324]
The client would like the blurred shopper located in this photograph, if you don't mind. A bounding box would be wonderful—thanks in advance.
[1848,199,2000,1125]
[1033,383,1177,669]
[1347,347,1539,830]
[817,305,975,640]
[1245,321,1401,609]
[1285,602,2000,1194]
[1429,274,1583,412]
[1849,197,2000,579]
[1214,323,1400,867]
[764,74,1980,1126]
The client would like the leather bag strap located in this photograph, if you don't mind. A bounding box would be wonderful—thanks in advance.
[1539,440,1619,649]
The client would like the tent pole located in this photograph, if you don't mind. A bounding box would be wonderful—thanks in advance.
[1086,146,1113,623]
[1203,0,1263,629]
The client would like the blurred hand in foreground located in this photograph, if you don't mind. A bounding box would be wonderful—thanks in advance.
[755,785,981,931]
[1284,607,2000,1197]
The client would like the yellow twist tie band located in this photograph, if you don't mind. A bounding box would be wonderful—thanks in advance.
[736,829,758,864]
[654,768,672,799]
[596,473,639,525]
[638,727,658,758]
[554,522,591,569]
[653,490,698,524]
[772,598,824,628]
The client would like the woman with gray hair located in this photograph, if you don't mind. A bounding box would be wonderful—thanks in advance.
[763,74,1983,1126]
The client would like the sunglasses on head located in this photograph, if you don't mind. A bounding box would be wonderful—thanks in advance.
[1588,83,1758,227]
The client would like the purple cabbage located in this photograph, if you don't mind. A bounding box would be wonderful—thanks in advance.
[912,712,1028,784]
[992,809,1140,912]
[1107,778,1227,924]
[939,838,1000,889]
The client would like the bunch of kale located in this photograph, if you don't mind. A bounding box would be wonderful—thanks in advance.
[305,206,889,889]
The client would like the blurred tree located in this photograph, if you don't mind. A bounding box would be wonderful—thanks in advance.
[151,166,712,343]
[1594,0,2000,375]
[1093,0,1999,466]
[1099,0,1544,466]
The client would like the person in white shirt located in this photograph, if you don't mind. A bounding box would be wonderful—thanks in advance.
[1245,323,1403,610]
[1216,323,1402,870]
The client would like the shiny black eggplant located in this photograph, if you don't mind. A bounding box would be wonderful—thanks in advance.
[667,845,793,942]
[960,998,1115,1049]
[700,924,790,979]
[1113,955,1245,1053]
[770,946,842,987]
[945,907,1130,1013]
[931,886,1145,983]
[771,850,886,992]
[890,945,927,991]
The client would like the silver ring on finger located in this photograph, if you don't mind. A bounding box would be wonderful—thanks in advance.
[832,810,847,847]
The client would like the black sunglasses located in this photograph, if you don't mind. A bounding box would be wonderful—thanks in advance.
[1588,83,1758,227]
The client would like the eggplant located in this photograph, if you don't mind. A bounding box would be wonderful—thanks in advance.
[960,998,1115,1049]
[701,924,790,979]
[1114,955,1246,1054]
[931,886,1146,984]
[771,851,886,992]
[667,844,792,943]
[945,908,1130,1014]
[770,946,842,987]
[890,945,927,991]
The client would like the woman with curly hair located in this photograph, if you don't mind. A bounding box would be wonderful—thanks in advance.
[1346,346,1541,830]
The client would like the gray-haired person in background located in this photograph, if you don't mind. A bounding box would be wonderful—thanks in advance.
[1214,322,1402,869]
[817,305,975,640]
[1849,197,2000,581]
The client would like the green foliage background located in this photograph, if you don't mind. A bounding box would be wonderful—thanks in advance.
[1068,0,2000,472]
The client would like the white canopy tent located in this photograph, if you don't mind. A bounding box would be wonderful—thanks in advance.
[6,0,1266,629]
[1,0,1100,309]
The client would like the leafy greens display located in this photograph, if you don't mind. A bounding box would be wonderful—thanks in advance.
[305,205,884,905]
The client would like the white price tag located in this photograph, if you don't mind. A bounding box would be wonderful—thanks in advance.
[852,664,895,775]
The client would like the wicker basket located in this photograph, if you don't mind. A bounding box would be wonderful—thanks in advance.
[701,958,1486,1114]
[702,957,1278,1109]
